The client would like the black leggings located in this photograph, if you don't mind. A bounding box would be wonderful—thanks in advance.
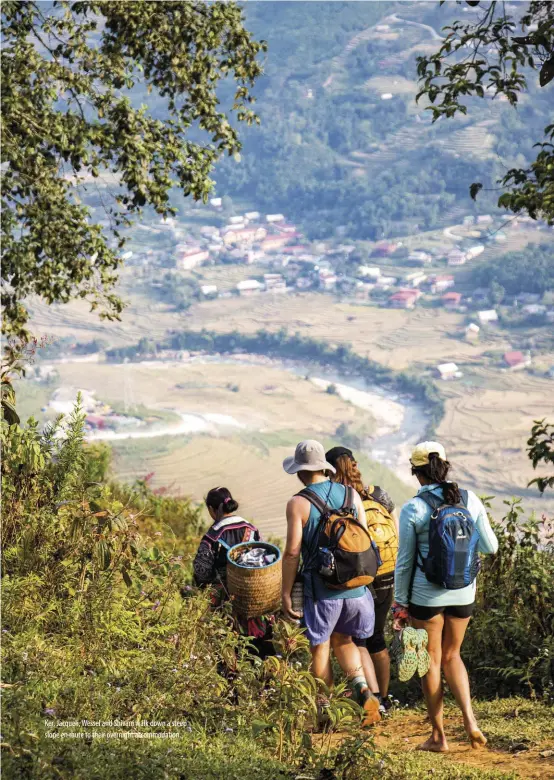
[353,580,393,654]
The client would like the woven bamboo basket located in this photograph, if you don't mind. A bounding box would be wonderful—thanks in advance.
[227,542,282,619]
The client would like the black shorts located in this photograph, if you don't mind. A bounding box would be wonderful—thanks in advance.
[353,576,393,654]
[408,602,475,621]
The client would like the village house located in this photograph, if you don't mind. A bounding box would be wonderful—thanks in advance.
[223,226,267,248]
[319,270,337,290]
[478,309,499,324]
[442,291,462,310]
[465,322,480,341]
[435,362,462,380]
[371,241,399,257]
[466,244,485,260]
[236,279,263,296]
[357,265,382,279]
[245,211,260,221]
[176,246,210,270]
[408,250,432,265]
[266,213,285,223]
[260,235,291,253]
[375,275,398,289]
[263,273,287,293]
[503,351,531,371]
[389,289,420,309]
[200,284,218,299]
[228,215,245,226]
[447,248,467,266]
[522,304,547,318]
[430,275,455,294]
[403,271,427,288]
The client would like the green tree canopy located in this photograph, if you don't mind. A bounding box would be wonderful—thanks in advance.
[1,0,265,338]
[416,1,553,223]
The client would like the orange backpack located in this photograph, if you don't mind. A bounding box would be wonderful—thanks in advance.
[299,486,380,589]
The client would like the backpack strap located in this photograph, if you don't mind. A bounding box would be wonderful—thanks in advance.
[296,486,330,516]
[417,491,442,511]
[342,485,356,514]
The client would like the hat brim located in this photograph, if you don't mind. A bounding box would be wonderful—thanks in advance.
[282,456,336,475]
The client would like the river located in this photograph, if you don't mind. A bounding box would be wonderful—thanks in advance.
[79,353,429,484]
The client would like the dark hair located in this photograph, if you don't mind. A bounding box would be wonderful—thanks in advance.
[205,486,239,516]
[411,454,461,505]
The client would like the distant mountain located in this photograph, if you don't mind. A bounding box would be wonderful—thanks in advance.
[206,1,551,240]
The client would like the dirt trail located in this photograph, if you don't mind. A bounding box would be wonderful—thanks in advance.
[373,711,554,779]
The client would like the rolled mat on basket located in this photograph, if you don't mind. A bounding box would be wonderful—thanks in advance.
[227,542,282,619]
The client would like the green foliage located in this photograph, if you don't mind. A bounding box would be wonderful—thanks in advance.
[463,498,554,698]
[527,418,554,494]
[0,406,382,778]
[474,242,554,295]
[416,1,554,222]
[1,0,265,338]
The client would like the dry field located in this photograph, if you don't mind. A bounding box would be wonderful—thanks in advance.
[40,360,412,536]
[29,286,553,517]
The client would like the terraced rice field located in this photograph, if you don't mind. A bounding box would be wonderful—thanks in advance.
[25,359,412,536]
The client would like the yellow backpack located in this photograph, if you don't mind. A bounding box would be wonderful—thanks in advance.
[363,487,398,577]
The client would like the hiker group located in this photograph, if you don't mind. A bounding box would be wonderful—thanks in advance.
[193,439,498,752]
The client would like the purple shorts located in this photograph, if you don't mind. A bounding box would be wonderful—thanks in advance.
[303,591,375,646]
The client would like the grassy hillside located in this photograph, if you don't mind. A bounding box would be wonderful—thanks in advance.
[2,406,553,779]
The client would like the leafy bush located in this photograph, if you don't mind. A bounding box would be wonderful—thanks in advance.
[463,499,554,699]
[1,407,380,778]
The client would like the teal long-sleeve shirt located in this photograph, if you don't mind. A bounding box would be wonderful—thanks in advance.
[394,484,498,607]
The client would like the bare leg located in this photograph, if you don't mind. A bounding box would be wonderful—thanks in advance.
[370,648,391,698]
[442,615,486,749]
[411,614,449,752]
[310,640,333,687]
[330,633,380,725]
[359,647,380,693]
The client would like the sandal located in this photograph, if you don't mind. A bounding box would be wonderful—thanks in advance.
[415,628,431,678]
[398,627,419,682]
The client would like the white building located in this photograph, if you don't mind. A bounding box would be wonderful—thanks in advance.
[200,285,218,298]
[478,309,498,324]
[436,362,462,380]
[176,247,210,270]
[357,265,381,279]
[266,214,285,223]
[408,250,432,264]
[375,275,398,288]
[236,279,263,296]
[228,216,245,225]
[447,248,467,266]
[465,323,480,341]
[466,244,485,260]
[245,211,260,221]
[381,93,393,100]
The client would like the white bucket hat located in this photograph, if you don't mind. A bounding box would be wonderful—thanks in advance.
[283,439,336,475]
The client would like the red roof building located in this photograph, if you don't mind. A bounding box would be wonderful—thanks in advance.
[503,351,530,369]
[442,292,462,308]
[389,289,420,309]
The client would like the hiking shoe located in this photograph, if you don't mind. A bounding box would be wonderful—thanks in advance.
[398,627,419,682]
[415,628,431,678]
[315,695,331,732]
[360,689,381,727]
